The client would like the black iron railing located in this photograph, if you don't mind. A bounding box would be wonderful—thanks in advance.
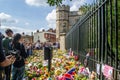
[66,0,120,79]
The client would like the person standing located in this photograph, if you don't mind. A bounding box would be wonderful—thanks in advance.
[2,29,13,80]
[0,32,16,80]
[26,43,33,56]
[11,33,27,80]
[35,40,41,50]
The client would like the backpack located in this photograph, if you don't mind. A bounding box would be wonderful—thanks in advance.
[8,43,25,61]
[2,36,22,61]
[2,37,12,56]
[11,43,28,61]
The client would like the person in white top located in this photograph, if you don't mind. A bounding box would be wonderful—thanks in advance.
[35,40,41,50]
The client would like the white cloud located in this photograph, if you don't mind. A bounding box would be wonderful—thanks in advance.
[0,12,11,19]
[0,25,33,35]
[25,22,30,26]
[66,0,87,11]
[0,12,18,23]
[70,5,78,11]
[25,0,48,7]
[46,9,56,29]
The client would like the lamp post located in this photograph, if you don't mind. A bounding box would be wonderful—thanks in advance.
[31,32,33,43]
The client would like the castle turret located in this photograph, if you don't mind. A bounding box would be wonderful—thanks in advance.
[56,5,70,41]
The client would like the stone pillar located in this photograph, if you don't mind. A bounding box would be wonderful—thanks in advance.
[60,33,66,51]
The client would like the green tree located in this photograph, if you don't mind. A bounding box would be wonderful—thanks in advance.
[47,0,72,6]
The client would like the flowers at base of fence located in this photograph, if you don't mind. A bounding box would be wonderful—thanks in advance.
[78,67,90,76]
[25,50,99,80]
[89,71,97,80]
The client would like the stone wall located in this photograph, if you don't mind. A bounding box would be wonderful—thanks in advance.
[56,5,83,50]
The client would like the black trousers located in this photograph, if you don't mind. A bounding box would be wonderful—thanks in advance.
[5,65,11,80]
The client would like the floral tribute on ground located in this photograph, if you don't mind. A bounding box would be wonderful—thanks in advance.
[25,50,98,80]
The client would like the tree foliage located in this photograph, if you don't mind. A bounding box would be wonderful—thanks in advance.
[47,0,72,6]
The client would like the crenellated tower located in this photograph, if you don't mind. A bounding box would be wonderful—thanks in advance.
[56,5,70,41]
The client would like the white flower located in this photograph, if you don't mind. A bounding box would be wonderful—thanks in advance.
[27,63,32,67]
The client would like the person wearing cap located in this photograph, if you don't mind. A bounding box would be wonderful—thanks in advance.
[2,29,14,80]
[0,32,16,80]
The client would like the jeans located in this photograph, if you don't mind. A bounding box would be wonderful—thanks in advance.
[11,66,25,80]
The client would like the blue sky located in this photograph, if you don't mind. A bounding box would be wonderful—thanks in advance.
[0,0,93,35]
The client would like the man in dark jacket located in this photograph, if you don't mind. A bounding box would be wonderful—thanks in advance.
[2,29,13,80]
[0,32,15,80]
